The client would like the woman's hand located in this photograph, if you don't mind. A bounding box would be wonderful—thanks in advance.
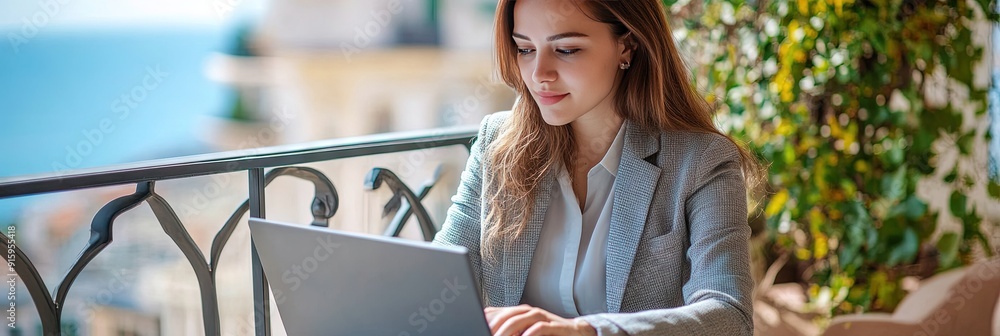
[484,304,597,336]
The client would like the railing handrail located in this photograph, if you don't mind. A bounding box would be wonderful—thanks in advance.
[0,125,479,199]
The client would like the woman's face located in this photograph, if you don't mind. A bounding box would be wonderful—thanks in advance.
[512,0,628,126]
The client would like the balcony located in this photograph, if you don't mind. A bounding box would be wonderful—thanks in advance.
[0,126,478,335]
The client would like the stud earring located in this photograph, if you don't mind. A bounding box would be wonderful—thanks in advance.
[620,61,631,70]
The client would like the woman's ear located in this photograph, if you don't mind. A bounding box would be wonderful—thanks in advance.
[618,32,637,62]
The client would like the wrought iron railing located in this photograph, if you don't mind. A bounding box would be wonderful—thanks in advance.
[0,125,478,336]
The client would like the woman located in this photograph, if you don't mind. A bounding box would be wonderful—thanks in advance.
[432,0,763,335]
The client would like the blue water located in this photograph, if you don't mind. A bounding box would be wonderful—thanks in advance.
[0,24,240,222]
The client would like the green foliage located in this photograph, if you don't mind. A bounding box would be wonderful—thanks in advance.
[666,0,999,316]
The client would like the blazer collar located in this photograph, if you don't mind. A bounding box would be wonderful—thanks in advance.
[499,119,662,310]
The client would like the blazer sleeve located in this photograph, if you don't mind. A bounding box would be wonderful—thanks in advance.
[578,135,755,336]
[430,113,495,296]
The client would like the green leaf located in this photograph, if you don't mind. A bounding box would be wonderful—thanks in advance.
[912,131,934,155]
[988,180,1000,200]
[887,228,919,266]
[839,246,859,273]
[783,143,795,165]
[950,29,975,85]
[866,226,880,254]
[881,165,907,202]
[957,131,974,155]
[937,232,960,270]
[943,168,958,183]
[949,191,967,218]
[886,142,905,167]
[961,209,983,239]
[890,196,927,220]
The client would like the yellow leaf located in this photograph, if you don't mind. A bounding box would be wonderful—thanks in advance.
[777,119,794,136]
[797,248,812,260]
[810,208,824,232]
[798,0,810,15]
[816,161,829,191]
[814,233,829,259]
[781,90,795,103]
[827,115,843,138]
[815,0,828,14]
[855,160,870,173]
[766,190,790,217]
[793,50,807,63]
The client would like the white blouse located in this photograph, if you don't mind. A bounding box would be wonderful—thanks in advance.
[520,123,626,318]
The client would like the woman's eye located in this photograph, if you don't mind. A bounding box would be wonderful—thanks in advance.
[516,48,579,56]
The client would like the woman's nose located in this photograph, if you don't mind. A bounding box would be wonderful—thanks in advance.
[531,51,557,84]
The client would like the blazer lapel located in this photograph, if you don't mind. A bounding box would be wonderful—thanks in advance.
[606,120,661,313]
[501,169,555,306]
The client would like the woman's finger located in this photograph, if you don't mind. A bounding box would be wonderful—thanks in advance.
[488,306,533,331]
[522,321,570,336]
[493,307,548,336]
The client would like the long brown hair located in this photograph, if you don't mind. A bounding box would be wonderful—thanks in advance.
[483,0,765,261]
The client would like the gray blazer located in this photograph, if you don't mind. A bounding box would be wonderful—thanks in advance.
[432,111,754,336]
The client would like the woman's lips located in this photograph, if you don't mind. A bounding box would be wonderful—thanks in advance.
[537,93,569,105]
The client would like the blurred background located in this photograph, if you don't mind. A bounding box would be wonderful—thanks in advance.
[0,0,513,335]
[0,0,998,335]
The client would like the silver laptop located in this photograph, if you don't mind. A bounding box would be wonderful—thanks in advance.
[248,218,492,336]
